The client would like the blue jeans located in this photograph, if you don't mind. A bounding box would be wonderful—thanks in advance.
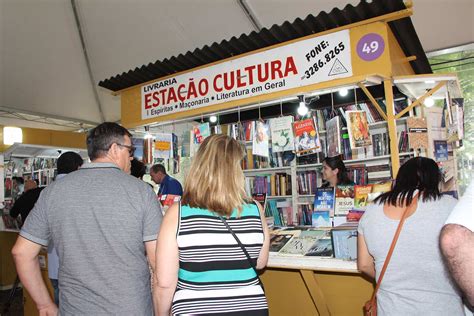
[50,278,59,306]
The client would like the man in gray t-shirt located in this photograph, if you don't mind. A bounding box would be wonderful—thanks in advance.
[12,122,163,315]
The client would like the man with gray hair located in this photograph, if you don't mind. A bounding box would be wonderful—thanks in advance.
[12,122,163,315]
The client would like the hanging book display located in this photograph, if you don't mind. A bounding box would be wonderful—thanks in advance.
[154,133,173,159]
[172,133,179,174]
[346,111,371,149]
[252,120,270,158]
[190,122,211,157]
[446,98,464,143]
[293,117,322,157]
[326,116,342,157]
[269,116,295,152]
[407,117,428,149]
[434,140,449,162]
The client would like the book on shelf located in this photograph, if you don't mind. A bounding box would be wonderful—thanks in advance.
[354,184,373,209]
[304,237,333,257]
[346,110,372,149]
[312,210,331,228]
[265,199,293,226]
[293,118,322,157]
[298,204,313,226]
[296,170,320,195]
[331,223,358,260]
[269,116,295,152]
[279,236,321,256]
[269,234,294,252]
[325,116,342,157]
[334,185,355,216]
[434,140,449,162]
[407,117,428,150]
[367,181,392,202]
[252,193,267,215]
[313,187,335,216]
[252,121,270,158]
[154,133,173,159]
[347,209,365,222]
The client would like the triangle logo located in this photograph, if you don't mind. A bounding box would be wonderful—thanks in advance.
[328,58,348,76]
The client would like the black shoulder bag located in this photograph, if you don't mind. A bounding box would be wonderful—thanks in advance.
[219,216,265,292]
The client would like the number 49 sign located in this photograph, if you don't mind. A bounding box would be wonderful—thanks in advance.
[356,33,385,61]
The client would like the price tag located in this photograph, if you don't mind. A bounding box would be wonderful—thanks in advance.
[356,33,385,61]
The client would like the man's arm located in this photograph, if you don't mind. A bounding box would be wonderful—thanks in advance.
[145,240,157,274]
[12,236,57,315]
[440,224,474,306]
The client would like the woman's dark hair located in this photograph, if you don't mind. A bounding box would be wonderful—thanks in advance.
[57,152,83,174]
[323,155,351,185]
[375,157,442,206]
[131,158,146,179]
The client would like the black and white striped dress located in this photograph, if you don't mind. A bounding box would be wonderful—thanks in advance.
[172,203,268,315]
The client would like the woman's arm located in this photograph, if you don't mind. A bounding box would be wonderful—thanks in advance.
[154,203,180,316]
[255,201,270,270]
[357,233,375,280]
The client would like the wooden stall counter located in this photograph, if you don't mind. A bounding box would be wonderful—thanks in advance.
[261,254,373,315]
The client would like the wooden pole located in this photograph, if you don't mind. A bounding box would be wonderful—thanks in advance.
[384,80,400,177]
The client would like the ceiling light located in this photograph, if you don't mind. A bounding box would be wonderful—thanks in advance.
[339,88,348,97]
[209,115,217,123]
[425,80,435,84]
[3,127,23,145]
[297,104,308,116]
[424,97,435,107]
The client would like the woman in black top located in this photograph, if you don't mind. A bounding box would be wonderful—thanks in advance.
[320,155,352,188]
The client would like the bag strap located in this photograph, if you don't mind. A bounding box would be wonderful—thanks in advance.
[219,216,264,288]
[369,194,418,301]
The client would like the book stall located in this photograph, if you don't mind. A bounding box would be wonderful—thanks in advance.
[0,130,87,312]
[100,1,464,315]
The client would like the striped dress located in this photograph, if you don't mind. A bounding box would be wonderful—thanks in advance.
[172,203,268,315]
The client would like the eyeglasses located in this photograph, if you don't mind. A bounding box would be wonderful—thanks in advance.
[116,143,135,157]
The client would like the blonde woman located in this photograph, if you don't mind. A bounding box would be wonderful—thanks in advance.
[154,134,270,316]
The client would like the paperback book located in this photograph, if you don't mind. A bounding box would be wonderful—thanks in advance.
[293,118,321,157]
[269,116,295,152]
[304,237,333,257]
[334,185,355,216]
[407,117,428,149]
[279,236,319,256]
[354,184,373,209]
[434,140,449,162]
[326,116,342,157]
[252,121,270,158]
[313,187,335,216]
[154,133,172,159]
[346,111,371,149]
[269,234,294,252]
[331,223,358,260]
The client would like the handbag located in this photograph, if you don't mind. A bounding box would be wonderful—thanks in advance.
[219,216,265,292]
[364,195,418,316]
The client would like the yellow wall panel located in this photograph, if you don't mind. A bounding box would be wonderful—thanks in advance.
[0,126,87,152]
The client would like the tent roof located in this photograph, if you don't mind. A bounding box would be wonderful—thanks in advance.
[99,0,431,92]
[0,0,472,132]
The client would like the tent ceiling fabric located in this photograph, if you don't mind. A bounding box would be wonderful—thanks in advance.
[0,0,473,132]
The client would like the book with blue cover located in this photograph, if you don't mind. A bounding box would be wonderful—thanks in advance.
[313,187,335,215]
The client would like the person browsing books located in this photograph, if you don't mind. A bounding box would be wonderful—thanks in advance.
[154,134,270,316]
[357,157,464,315]
[150,164,183,198]
[320,155,353,188]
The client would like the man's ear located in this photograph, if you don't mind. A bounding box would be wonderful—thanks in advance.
[333,168,340,176]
